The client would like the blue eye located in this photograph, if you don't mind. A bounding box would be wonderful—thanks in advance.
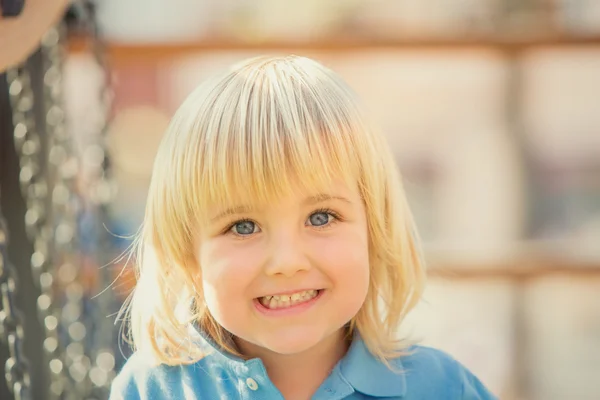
[232,220,257,235]
[308,212,331,227]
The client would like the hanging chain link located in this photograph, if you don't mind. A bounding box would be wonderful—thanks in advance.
[40,24,95,400]
[79,3,119,395]
[0,206,31,400]
[4,2,117,398]
[64,3,119,397]
[6,62,75,400]
[0,5,31,399]
[43,2,118,397]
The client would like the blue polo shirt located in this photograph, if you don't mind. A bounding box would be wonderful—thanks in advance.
[110,326,497,399]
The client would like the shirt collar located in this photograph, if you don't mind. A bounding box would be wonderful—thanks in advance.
[338,332,407,397]
[189,322,407,398]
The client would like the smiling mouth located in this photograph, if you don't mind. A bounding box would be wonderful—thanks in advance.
[258,289,322,310]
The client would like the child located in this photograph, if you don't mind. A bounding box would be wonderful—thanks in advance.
[110,55,497,400]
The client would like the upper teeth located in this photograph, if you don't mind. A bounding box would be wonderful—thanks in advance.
[260,290,319,309]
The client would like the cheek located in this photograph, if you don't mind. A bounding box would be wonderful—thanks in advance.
[313,230,370,326]
[200,240,258,284]
[198,240,264,315]
[316,229,370,288]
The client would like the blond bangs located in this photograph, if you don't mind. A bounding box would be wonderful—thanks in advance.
[182,56,366,217]
[126,55,426,367]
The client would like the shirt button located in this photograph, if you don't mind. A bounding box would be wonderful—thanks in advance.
[246,377,259,391]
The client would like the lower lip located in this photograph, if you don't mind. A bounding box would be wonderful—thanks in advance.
[254,290,325,317]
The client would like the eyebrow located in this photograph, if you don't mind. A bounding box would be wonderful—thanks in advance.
[210,194,352,223]
[304,194,353,206]
[210,205,254,223]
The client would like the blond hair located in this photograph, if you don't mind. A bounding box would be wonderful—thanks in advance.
[123,55,426,366]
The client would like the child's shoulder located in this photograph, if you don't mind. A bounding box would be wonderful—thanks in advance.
[395,345,497,399]
[108,352,173,400]
[108,350,230,400]
[398,344,463,372]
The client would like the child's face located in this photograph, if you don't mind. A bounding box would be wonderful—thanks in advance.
[196,179,370,356]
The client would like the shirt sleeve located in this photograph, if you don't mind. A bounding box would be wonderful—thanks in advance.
[108,353,145,400]
[109,370,141,400]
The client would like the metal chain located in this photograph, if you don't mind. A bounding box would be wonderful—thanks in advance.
[42,3,118,397]
[6,62,73,399]
[67,2,118,397]
[5,3,117,398]
[0,202,31,400]
[3,2,118,398]
[40,24,99,400]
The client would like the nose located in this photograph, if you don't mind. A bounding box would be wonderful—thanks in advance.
[264,231,311,277]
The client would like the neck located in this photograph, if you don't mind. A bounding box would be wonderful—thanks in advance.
[235,329,350,400]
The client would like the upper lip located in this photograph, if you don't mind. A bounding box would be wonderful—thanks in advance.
[257,288,322,298]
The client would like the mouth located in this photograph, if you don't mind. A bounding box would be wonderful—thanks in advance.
[257,289,323,310]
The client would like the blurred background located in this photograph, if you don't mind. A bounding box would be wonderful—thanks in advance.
[2,0,600,399]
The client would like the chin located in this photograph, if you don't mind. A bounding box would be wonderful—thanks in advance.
[256,326,337,355]
[264,338,319,355]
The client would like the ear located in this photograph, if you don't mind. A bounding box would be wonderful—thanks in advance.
[0,0,69,72]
